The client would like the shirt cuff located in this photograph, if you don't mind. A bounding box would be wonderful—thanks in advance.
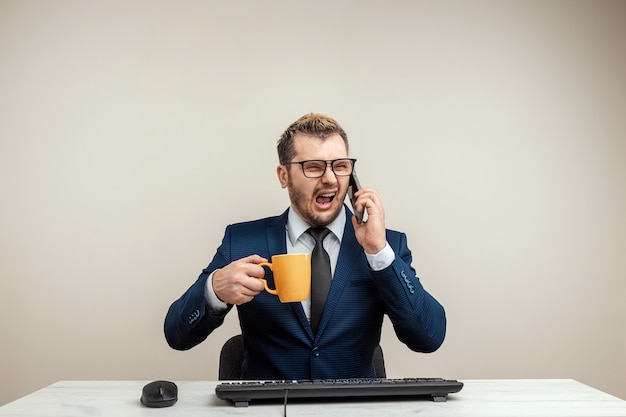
[204,270,229,313]
[365,242,395,271]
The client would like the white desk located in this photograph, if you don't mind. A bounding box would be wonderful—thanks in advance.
[1,379,625,417]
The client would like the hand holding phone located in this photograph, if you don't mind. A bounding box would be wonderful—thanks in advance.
[349,171,364,223]
[348,170,388,254]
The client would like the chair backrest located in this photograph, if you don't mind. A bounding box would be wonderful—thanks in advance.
[218,334,386,380]
[218,334,246,380]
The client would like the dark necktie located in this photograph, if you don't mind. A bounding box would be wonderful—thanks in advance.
[308,227,331,334]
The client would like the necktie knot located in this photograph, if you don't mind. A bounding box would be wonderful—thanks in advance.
[308,227,330,243]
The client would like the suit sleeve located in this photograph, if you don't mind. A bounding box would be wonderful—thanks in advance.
[163,227,234,350]
[373,232,447,353]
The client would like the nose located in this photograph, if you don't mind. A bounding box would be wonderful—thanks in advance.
[320,162,338,183]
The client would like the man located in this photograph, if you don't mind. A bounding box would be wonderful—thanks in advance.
[164,113,446,380]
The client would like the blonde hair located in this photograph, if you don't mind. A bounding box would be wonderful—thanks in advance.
[277,113,349,164]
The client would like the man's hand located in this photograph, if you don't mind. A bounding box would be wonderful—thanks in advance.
[212,254,267,305]
[351,188,387,254]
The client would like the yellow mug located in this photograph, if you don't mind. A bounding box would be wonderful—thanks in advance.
[259,253,311,302]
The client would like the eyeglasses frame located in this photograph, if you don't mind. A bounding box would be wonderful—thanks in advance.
[283,158,357,178]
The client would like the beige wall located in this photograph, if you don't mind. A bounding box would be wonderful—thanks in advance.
[1,0,625,406]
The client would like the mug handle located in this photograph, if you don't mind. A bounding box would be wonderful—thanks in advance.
[258,262,278,295]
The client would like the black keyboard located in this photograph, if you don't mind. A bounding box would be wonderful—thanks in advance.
[215,377,464,407]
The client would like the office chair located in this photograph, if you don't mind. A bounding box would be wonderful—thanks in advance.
[218,334,386,380]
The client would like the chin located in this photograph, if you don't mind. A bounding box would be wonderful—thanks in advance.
[309,205,343,227]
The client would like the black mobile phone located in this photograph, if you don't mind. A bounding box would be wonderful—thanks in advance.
[349,170,364,223]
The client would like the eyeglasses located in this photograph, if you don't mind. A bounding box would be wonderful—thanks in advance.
[284,158,356,178]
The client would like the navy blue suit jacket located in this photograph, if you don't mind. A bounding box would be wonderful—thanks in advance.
[164,206,446,380]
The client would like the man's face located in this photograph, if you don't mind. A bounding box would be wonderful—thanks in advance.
[277,133,350,227]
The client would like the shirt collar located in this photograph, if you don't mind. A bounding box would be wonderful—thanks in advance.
[287,206,346,245]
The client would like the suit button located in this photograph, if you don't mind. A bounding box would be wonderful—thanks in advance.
[188,309,200,324]
[312,347,320,357]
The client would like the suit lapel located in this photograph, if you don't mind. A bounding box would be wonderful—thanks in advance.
[266,209,289,256]
[267,209,314,339]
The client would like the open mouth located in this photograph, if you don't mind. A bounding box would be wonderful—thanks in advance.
[315,192,336,207]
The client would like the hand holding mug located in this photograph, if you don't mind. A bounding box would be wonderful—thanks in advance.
[212,255,268,305]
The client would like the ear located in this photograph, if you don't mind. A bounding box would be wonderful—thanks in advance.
[277,165,288,188]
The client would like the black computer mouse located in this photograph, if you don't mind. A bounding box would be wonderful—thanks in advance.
[140,380,178,408]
